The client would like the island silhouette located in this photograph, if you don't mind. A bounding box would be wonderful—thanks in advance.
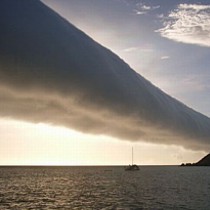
[181,153,210,166]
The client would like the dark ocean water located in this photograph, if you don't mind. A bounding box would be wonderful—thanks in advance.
[0,166,210,210]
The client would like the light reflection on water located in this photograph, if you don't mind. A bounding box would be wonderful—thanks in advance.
[0,166,210,209]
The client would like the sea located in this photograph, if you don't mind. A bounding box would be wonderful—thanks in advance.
[0,166,210,210]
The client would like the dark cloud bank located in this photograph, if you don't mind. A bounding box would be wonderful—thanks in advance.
[0,0,210,150]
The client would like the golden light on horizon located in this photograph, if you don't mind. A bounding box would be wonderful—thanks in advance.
[0,118,205,166]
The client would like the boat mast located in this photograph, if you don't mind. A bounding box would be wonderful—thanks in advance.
[132,146,133,165]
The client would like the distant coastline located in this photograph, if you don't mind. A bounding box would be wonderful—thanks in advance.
[181,153,210,166]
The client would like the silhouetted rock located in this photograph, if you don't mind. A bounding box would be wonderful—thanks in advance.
[181,153,210,166]
[194,153,210,166]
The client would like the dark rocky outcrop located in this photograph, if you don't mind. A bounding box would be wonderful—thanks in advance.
[181,153,210,166]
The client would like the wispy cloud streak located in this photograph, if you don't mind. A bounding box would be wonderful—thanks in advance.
[134,3,160,15]
[161,56,170,60]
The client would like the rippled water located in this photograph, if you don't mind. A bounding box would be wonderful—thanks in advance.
[0,166,210,209]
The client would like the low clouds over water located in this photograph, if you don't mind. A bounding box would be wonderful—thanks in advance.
[0,0,210,151]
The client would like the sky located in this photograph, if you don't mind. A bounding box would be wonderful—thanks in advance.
[0,0,210,165]
[41,0,210,117]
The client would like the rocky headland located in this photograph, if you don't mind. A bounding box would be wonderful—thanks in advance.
[181,153,210,166]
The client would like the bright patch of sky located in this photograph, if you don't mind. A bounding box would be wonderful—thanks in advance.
[0,119,205,165]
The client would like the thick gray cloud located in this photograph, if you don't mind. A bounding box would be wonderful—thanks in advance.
[0,0,210,150]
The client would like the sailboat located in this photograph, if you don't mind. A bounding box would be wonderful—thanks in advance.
[125,147,139,171]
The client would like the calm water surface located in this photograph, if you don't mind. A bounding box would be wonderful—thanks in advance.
[0,166,210,209]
